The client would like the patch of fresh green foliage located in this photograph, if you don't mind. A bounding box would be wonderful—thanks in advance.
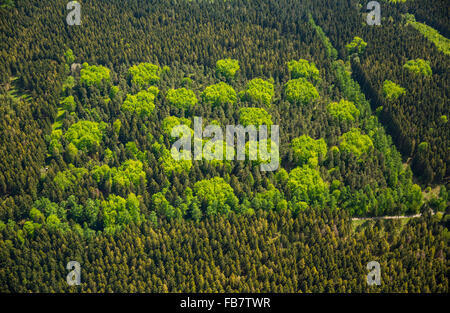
[92,160,147,189]
[152,191,180,219]
[382,80,406,100]
[80,63,110,86]
[54,165,89,192]
[291,135,327,167]
[0,0,15,8]
[102,193,142,230]
[201,82,237,106]
[64,120,103,153]
[122,88,158,116]
[216,58,240,80]
[308,13,338,60]
[251,184,286,212]
[60,95,76,112]
[239,107,272,127]
[287,165,328,206]
[239,78,275,107]
[403,58,432,76]
[284,78,319,104]
[159,148,192,176]
[193,177,239,215]
[166,88,198,109]
[339,128,374,158]
[407,20,450,56]
[287,59,320,82]
[162,116,192,137]
[345,36,367,55]
[128,62,161,86]
[112,160,147,188]
[64,49,75,65]
[327,99,360,121]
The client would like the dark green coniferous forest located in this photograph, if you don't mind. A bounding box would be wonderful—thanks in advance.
[0,0,448,293]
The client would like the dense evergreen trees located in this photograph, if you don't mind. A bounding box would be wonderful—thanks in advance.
[0,0,448,293]
[309,0,449,183]
[0,209,447,293]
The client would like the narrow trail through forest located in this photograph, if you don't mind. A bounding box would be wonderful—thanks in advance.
[351,213,422,221]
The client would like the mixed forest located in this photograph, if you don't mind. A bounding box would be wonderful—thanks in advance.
[0,0,448,292]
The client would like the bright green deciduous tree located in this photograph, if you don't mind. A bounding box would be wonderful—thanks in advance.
[345,36,367,54]
[251,184,285,211]
[80,63,110,86]
[53,165,88,191]
[239,78,275,107]
[239,107,272,127]
[327,99,360,121]
[382,80,406,100]
[112,159,147,188]
[23,221,38,237]
[287,59,320,82]
[46,214,61,231]
[291,135,327,166]
[159,148,192,176]
[152,192,178,219]
[405,184,423,214]
[30,208,45,224]
[113,119,121,134]
[193,177,239,215]
[287,165,328,206]
[162,116,192,138]
[92,160,146,189]
[201,82,237,106]
[166,88,198,109]
[418,141,429,152]
[122,89,157,116]
[60,95,76,112]
[64,49,75,64]
[64,120,103,152]
[339,128,374,158]
[49,138,63,157]
[285,78,319,104]
[216,58,240,80]
[125,142,147,162]
[128,62,161,86]
[403,58,432,76]
[102,193,142,229]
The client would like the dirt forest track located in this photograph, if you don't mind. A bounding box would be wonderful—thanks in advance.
[351,214,422,221]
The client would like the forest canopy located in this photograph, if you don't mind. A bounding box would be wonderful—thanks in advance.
[122,88,157,116]
[128,62,161,86]
[291,135,327,167]
[327,99,360,122]
[0,0,447,294]
[339,128,374,158]
[382,80,406,101]
[166,88,198,109]
[80,63,110,86]
[287,59,320,83]
[201,82,237,106]
[284,78,319,104]
[216,58,240,80]
[239,78,275,107]
[64,120,103,153]
[403,59,432,76]
[239,107,273,127]
[345,36,367,55]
